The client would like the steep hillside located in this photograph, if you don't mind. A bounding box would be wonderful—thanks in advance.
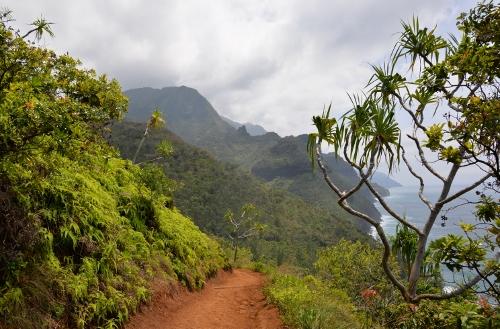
[124,87,381,231]
[0,25,225,329]
[111,121,368,267]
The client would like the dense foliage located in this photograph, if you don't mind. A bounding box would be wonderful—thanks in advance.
[0,13,225,328]
[266,271,363,329]
[123,86,383,234]
[266,240,498,328]
[308,1,499,303]
[111,121,368,267]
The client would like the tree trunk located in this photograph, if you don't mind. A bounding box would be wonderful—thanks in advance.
[132,126,149,163]
[233,244,238,263]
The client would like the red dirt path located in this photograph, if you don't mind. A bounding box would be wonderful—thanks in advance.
[125,269,285,329]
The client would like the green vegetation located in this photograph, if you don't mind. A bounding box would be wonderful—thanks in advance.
[308,1,499,303]
[265,239,498,329]
[266,272,364,329]
[225,203,266,263]
[2,2,497,328]
[123,86,383,234]
[111,121,368,267]
[0,12,224,328]
[268,2,499,326]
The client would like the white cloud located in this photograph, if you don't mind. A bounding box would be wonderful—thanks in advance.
[5,0,484,185]
[5,0,476,135]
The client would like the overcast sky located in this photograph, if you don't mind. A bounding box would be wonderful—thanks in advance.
[5,0,476,133]
[5,0,483,184]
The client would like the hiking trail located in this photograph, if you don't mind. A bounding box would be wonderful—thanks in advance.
[126,268,285,329]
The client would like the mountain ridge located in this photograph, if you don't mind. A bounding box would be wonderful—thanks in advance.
[124,86,381,233]
[111,121,367,266]
[221,115,268,136]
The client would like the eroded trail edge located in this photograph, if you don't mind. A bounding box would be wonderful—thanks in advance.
[126,269,285,329]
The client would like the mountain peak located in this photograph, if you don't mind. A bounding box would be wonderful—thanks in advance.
[125,86,235,143]
[221,115,267,136]
[237,125,250,136]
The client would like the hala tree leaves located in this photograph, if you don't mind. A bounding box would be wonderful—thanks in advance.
[308,94,401,173]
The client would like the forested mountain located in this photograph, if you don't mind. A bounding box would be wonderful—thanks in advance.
[124,86,381,232]
[111,121,367,267]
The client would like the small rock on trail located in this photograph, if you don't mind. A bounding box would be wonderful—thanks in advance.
[126,269,285,329]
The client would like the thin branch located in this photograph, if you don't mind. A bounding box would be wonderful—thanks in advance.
[357,168,423,235]
[136,156,164,165]
[339,146,376,203]
[340,145,420,234]
[402,149,434,211]
[407,134,446,182]
[414,253,499,302]
[437,173,492,206]
[315,143,343,198]
[395,94,427,131]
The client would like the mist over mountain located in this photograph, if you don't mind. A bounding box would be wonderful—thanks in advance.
[124,86,381,232]
[371,172,402,189]
[221,115,268,136]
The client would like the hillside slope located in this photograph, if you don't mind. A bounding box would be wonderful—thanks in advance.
[0,27,225,328]
[124,86,381,231]
[111,121,367,267]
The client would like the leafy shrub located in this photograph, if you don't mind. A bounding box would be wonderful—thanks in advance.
[315,239,400,305]
[265,272,364,329]
[305,239,498,328]
[385,298,499,329]
[0,143,226,328]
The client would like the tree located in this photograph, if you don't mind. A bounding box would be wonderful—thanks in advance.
[308,1,499,303]
[225,203,265,263]
[0,9,127,160]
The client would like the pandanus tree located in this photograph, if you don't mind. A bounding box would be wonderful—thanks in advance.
[132,109,165,163]
[308,1,499,303]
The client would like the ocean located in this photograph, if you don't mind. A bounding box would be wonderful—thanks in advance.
[370,184,491,287]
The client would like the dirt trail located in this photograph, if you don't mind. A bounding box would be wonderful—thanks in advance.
[126,269,285,329]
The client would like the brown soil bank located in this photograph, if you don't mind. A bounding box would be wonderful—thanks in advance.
[126,268,285,329]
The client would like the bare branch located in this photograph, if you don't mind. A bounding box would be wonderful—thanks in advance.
[437,173,492,206]
[402,149,434,211]
[415,252,499,302]
[407,134,446,182]
[395,94,427,131]
[315,143,344,199]
[353,150,423,235]
[339,143,420,233]
[339,145,376,203]
[415,270,489,302]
